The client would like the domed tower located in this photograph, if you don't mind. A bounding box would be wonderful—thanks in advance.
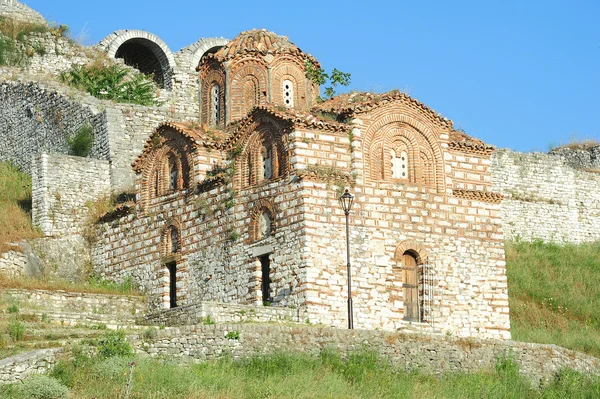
[197,29,321,127]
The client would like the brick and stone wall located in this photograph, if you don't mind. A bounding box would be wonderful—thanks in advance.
[32,153,111,237]
[0,82,109,173]
[93,103,510,341]
[134,324,600,388]
[492,148,600,243]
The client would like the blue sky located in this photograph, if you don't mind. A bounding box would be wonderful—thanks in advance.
[24,0,600,152]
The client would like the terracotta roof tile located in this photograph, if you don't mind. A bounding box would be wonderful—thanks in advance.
[223,104,350,149]
[312,90,453,129]
[208,29,318,64]
[132,122,227,174]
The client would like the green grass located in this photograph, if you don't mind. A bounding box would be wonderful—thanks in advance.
[1,351,598,398]
[0,162,42,253]
[506,240,600,356]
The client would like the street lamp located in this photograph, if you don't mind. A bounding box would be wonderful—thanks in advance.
[339,189,354,329]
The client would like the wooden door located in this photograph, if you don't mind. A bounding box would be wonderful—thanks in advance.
[403,253,419,321]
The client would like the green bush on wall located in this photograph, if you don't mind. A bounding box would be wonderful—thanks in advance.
[67,124,94,157]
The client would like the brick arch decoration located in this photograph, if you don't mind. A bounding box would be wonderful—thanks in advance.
[393,240,429,265]
[235,117,289,189]
[160,218,182,257]
[139,129,195,210]
[229,61,268,120]
[98,30,175,90]
[199,63,226,127]
[271,57,308,110]
[248,198,276,243]
[363,113,445,193]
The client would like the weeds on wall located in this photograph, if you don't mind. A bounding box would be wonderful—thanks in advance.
[67,123,94,157]
[60,63,158,106]
[0,17,68,66]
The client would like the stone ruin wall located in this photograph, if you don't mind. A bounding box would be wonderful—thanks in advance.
[0,0,45,25]
[0,82,110,173]
[31,153,112,237]
[492,148,600,243]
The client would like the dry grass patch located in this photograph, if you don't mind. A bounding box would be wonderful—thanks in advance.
[0,274,142,297]
[0,162,42,253]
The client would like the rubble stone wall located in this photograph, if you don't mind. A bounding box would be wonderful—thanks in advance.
[135,324,600,388]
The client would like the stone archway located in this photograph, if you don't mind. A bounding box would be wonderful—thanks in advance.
[98,30,175,90]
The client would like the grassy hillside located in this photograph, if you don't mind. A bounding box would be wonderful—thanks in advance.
[0,162,41,253]
[506,240,600,356]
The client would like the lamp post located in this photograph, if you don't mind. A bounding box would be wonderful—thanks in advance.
[339,189,354,329]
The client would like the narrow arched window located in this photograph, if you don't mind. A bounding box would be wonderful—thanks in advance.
[210,83,220,126]
[262,146,272,180]
[282,79,294,108]
[168,155,178,190]
[170,226,179,253]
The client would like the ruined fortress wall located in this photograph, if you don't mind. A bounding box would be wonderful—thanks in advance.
[32,153,111,237]
[492,149,600,243]
[0,0,45,24]
[0,82,110,173]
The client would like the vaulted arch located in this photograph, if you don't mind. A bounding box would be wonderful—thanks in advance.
[98,30,175,89]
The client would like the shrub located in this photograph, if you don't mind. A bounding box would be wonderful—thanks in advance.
[17,375,68,399]
[142,327,157,341]
[225,330,240,340]
[67,124,94,157]
[97,330,133,358]
[60,63,157,106]
[8,318,25,341]
[7,303,18,313]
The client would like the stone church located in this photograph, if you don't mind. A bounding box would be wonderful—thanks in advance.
[91,29,510,340]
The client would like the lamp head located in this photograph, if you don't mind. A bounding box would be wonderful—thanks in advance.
[339,189,354,215]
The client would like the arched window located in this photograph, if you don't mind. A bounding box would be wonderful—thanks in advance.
[282,79,294,108]
[168,155,178,190]
[169,226,179,253]
[262,146,272,180]
[153,170,160,196]
[210,83,220,127]
[242,129,286,188]
[163,225,180,255]
[402,251,421,322]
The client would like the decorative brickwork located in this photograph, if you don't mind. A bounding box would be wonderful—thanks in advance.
[248,198,276,243]
[271,56,308,110]
[229,59,268,120]
[362,108,446,192]
[199,61,226,127]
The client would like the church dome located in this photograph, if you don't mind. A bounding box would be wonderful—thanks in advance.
[211,29,308,62]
